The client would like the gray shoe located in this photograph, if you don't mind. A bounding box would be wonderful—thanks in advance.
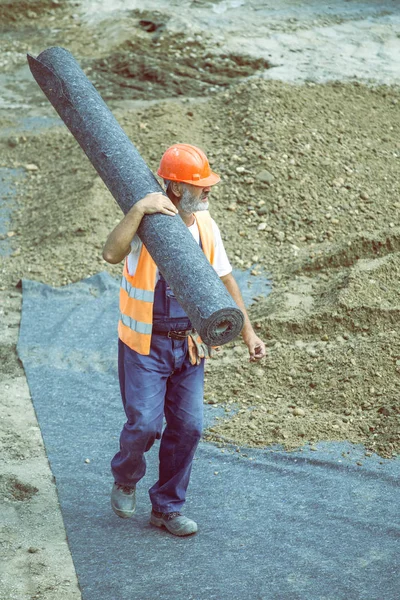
[111,483,136,518]
[150,510,198,536]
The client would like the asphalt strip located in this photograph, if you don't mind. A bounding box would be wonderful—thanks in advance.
[17,272,400,600]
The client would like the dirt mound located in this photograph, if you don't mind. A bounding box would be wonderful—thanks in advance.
[87,32,270,100]
[340,252,400,310]
[204,251,400,459]
[205,326,400,458]
[0,0,62,24]
[249,248,400,339]
[208,249,400,458]
[295,228,400,273]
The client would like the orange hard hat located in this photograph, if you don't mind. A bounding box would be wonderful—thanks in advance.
[157,143,220,187]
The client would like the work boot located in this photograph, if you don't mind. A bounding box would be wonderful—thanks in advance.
[150,510,198,536]
[111,483,136,518]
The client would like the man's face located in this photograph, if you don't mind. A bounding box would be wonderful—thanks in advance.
[179,184,211,214]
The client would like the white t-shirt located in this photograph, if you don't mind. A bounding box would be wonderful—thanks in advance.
[127,217,232,280]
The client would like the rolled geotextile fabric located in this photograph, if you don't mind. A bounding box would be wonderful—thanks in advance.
[27,47,244,345]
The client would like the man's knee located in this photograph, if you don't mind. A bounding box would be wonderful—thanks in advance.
[183,420,203,442]
[123,419,162,446]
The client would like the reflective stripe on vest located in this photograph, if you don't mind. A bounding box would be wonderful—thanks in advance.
[121,276,155,303]
[120,313,153,335]
[118,210,215,355]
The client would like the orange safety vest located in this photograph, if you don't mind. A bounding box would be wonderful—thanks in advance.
[118,211,215,355]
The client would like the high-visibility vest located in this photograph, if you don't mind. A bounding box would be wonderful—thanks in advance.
[118,211,215,355]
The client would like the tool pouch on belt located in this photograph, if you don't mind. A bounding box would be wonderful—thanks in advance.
[187,331,218,366]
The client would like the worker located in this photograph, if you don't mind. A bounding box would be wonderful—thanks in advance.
[103,143,265,536]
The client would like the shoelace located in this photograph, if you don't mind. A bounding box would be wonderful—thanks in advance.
[153,510,182,520]
[164,512,182,521]
[116,483,135,494]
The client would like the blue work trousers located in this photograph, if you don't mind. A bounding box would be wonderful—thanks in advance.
[111,335,204,513]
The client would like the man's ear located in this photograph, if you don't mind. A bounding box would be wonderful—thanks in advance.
[171,181,183,198]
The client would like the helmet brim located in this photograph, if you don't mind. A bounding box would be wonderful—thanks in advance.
[180,171,221,187]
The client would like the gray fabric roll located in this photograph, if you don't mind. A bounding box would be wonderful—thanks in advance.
[27,47,244,345]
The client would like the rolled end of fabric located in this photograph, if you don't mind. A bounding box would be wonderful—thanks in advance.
[199,307,244,346]
[27,52,64,101]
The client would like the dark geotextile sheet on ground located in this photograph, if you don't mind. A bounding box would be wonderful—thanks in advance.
[17,273,400,600]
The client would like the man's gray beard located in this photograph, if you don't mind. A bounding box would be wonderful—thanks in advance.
[179,187,209,214]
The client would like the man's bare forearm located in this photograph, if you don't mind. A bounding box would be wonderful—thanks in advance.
[103,204,144,264]
[220,272,254,338]
[102,192,178,264]
[221,272,266,360]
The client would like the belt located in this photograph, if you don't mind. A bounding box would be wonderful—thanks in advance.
[153,329,192,340]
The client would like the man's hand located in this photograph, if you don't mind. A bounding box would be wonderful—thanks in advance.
[135,192,178,217]
[242,332,266,362]
[103,192,178,264]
